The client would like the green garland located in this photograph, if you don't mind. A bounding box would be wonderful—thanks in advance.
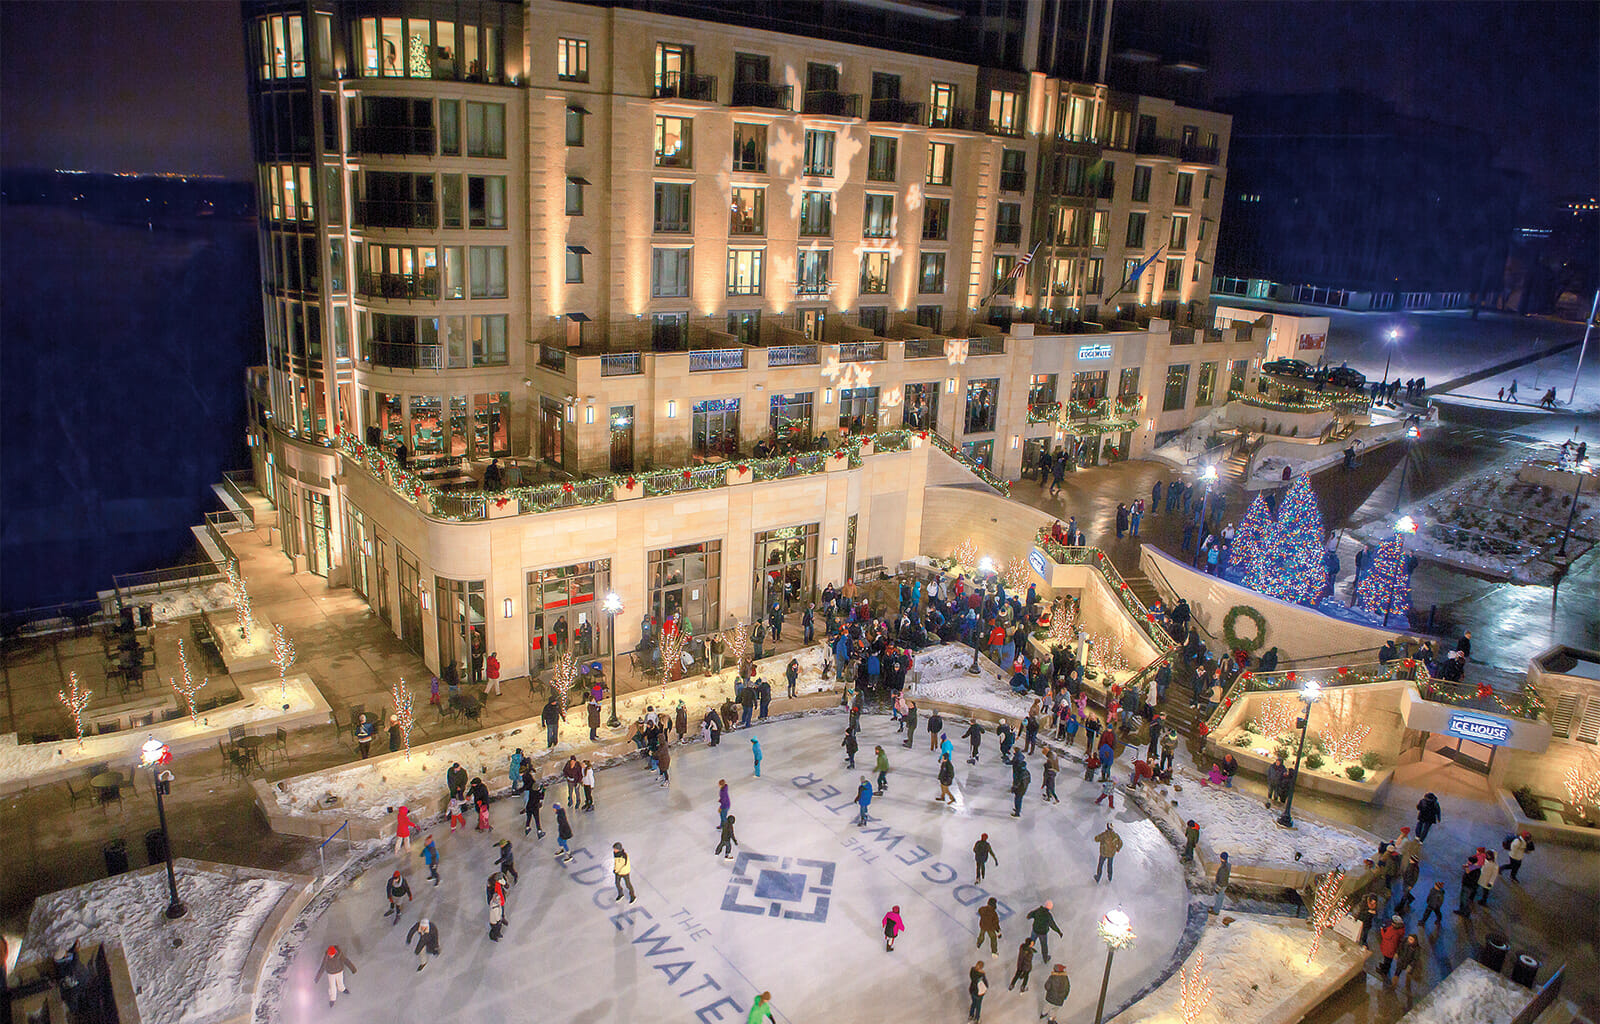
[1222,604,1268,652]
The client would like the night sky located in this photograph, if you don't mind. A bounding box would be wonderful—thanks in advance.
[2,1,1595,201]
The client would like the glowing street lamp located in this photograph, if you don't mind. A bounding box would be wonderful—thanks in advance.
[1277,680,1324,829]
[1380,327,1401,389]
[1557,460,1594,558]
[969,556,994,675]
[603,592,624,727]
[1092,909,1137,1024]
[1190,464,1220,568]
[139,737,186,919]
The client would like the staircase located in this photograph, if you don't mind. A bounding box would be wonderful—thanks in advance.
[1120,566,1204,739]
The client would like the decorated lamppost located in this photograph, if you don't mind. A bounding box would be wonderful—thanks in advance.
[1557,460,1593,557]
[139,737,186,919]
[1383,515,1417,626]
[603,592,624,727]
[1092,909,1136,1024]
[1393,423,1421,512]
[968,556,994,674]
[1190,464,1219,568]
[1277,679,1324,829]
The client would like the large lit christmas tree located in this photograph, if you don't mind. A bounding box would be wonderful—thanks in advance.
[1252,476,1328,605]
[1231,493,1273,583]
[1354,534,1411,620]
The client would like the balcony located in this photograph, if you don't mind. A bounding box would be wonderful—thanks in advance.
[536,344,567,372]
[923,107,978,132]
[868,97,923,125]
[1134,136,1181,158]
[995,224,1023,246]
[978,115,1023,138]
[358,270,440,301]
[355,199,436,230]
[795,276,831,296]
[366,341,442,370]
[1180,144,1220,165]
[730,81,792,111]
[600,352,642,376]
[967,337,1006,357]
[766,344,819,367]
[689,348,747,372]
[802,90,861,119]
[999,171,1027,192]
[839,341,886,363]
[350,125,435,156]
[655,71,718,103]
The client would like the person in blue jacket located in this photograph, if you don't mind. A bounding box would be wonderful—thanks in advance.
[855,776,874,825]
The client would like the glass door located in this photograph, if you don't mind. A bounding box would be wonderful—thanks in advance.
[609,406,635,472]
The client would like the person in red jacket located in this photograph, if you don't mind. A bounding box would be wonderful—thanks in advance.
[1377,915,1406,979]
[394,805,415,855]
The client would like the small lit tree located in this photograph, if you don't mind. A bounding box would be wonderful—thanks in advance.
[170,638,208,724]
[1321,724,1371,763]
[658,616,687,684]
[1306,869,1352,961]
[226,559,255,642]
[1564,754,1600,822]
[1177,950,1213,1024]
[1046,599,1076,649]
[1002,556,1030,593]
[1256,696,1299,740]
[952,538,978,571]
[270,624,296,701]
[392,678,416,759]
[58,671,92,748]
[725,620,750,672]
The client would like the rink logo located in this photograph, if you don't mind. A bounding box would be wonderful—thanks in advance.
[722,853,835,923]
[1445,713,1512,745]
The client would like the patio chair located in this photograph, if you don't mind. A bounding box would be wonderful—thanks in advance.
[64,778,89,810]
[272,727,289,764]
[226,747,251,781]
[88,762,110,779]
[228,725,246,744]
[97,783,123,812]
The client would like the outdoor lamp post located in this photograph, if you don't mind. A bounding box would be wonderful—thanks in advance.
[1384,516,1418,626]
[1092,909,1137,1024]
[603,592,623,727]
[1393,424,1421,511]
[1190,464,1219,568]
[139,737,186,919]
[1277,680,1324,829]
[1557,461,1593,557]
[1380,327,1400,389]
[968,557,995,674]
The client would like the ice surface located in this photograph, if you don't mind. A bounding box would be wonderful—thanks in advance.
[1147,769,1373,871]
[1394,958,1532,1024]
[21,860,301,1024]
[271,713,1190,1024]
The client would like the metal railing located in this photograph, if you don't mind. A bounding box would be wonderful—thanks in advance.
[600,352,642,376]
[689,348,747,372]
[868,97,923,124]
[751,451,828,481]
[221,470,255,513]
[113,562,226,611]
[644,463,727,496]
[967,337,1006,357]
[904,338,945,359]
[1028,402,1062,424]
[519,477,612,513]
[350,125,435,155]
[766,344,819,367]
[357,271,441,301]
[803,90,861,118]
[923,107,978,131]
[655,71,718,103]
[355,199,436,230]
[537,345,568,372]
[366,341,443,370]
[1030,531,1176,654]
[730,80,792,110]
[839,341,886,362]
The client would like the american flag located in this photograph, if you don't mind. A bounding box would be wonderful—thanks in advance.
[981,241,1042,308]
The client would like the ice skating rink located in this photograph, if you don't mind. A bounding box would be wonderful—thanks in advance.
[277,711,1190,1023]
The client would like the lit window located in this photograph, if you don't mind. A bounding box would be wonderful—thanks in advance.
[558,38,588,81]
[726,249,764,296]
[860,251,889,294]
[926,143,953,187]
[655,116,693,168]
[803,130,835,177]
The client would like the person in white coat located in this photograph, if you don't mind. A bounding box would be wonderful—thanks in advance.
[1476,851,1499,905]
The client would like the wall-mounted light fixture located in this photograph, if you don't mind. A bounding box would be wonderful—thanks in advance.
[946,378,957,393]
[830,538,839,555]
[667,400,678,418]
[504,598,514,618]
[585,406,595,425]
[824,389,833,404]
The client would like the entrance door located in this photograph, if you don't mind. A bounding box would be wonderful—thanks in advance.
[1429,734,1497,774]
[609,406,635,472]
[1022,437,1052,478]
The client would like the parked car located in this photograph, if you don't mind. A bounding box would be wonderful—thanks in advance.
[1327,366,1367,390]
[1262,357,1314,379]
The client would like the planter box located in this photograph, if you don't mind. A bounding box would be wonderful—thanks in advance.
[1496,787,1600,850]
[205,607,277,673]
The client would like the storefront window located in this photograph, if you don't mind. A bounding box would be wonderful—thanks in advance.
[1163,364,1191,411]
[435,577,486,684]
[692,398,740,456]
[1196,362,1218,406]
[344,504,372,601]
[410,395,443,458]
[964,378,998,434]
[960,439,995,469]
[839,387,879,433]
[649,541,722,635]
[474,392,510,457]
[1118,367,1141,399]
[1070,370,1108,402]
[397,547,422,655]
[753,525,819,615]
[768,393,813,444]
[902,382,939,429]
[303,491,331,577]
[1029,374,1058,406]
[527,561,611,673]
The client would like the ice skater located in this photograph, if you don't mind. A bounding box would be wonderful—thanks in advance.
[612,842,636,903]
[843,726,859,768]
[313,944,356,1007]
[874,745,890,795]
[384,870,413,922]
[882,905,905,952]
[496,839,518,885]
[1010,757,1031,817]
[963,719,984,764]
[751,737,762,777]
[1025,902,1062,959]
[937,754,957,805]
[1093,823,1122,882]
[973,833,996,882]
[1007,937,1035,992]
[716,814,739,859]
[522,773,545,837]
[420,835,439,885]
[394,805,415,855]
[1094,775,1116,808]
[855,776,874,825]
[975,897,1002,955]
[404,918,440,972]
[553,803,574,861]
[717,779,731,829]
[1042,964,1071,1023]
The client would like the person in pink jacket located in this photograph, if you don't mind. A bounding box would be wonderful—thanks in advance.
[882,905,906,952]
[395,805,415,854]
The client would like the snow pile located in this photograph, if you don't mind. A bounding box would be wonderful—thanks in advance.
[1151,769,1373,870]
[0,678,321,788]
[911,644,1040,718]
[148,582,233,623]
[1395,959,1532,1024]
[1113,914,1360,1024]
[20,860,301,1024]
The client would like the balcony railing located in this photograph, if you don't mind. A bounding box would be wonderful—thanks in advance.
[1028,401,1062,423]
[350,125,435,156]
[923,107,978,131]
[1170,327,1196,345]
[995,224,1023,245]
[795,276,831,296]
[535,344,568,372]
[730,81,792,111]
[600,352,642,376]
[689,348,747,372]
[355,199,436,230]
[999,171,1027,192]
[802,90,861,118]
[978,115,1024,138]
[1134,136,1181,158]
[839,341,886,362]
[655,71,718,103]
[767,344,819,367]
[904,338,944,359]
[358,270,440,300]
[1180,144,1220,165]
[967,337,1006,357]
[366,341,442,370]
[868,97,924,125]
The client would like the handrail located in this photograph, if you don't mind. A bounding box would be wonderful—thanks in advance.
[1032,531,1178,657]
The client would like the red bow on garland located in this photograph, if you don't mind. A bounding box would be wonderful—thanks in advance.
[737,464,749,475]
[682,470,692,482]
[494,497,510,509]
[561,482,574,494]
[625,476,637,490]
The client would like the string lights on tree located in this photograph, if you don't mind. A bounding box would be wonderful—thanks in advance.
[1177,950,1213,1024]
[1321,724,1371,763]
[1251,476,1329,605]
[1354,532,1412,621]
[658,617,687,685]
[1231,494,1273,583]
[952,538,978,571]
[392,679,416,759]
[725,620,750,672]
[1256,696,1299,740]
[1002,556,1030,593]
[1563,756,1600,818]
[226,560,255,642]
[58,671,92,748]
[170,638,208,724]
[1046,598,1077,649]
[270,624,296,701]
[1306,869,1352,961]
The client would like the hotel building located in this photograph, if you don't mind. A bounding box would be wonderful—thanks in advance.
[239,0,1261,680]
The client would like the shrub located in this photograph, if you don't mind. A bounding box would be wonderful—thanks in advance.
[1310,734,1328,754]
[1240,719,1256,735]
[1305,752,1325,771]
[1275,745,1291,762]
[1346,765,1366,781]
[1512,785,1546,821]
[1360,751,1382,771]
[1234,733,1253,747]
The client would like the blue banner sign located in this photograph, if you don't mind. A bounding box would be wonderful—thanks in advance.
[1028,548,1050,577]
[1445,713,1512,746]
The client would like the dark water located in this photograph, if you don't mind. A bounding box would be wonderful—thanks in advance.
[1,186,262,611]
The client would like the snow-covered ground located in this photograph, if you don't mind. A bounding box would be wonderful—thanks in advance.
[1394,959,1533,1024]
[0,676,323,791]
[20,860,305,1024]
[1110,914,1364,1024]
[147,582,234,623]
[271,713,1190,1024]
[1146,768,1374,871]
[1439,342,1600,415]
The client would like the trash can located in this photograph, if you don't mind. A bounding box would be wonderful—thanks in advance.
[1479,934,1509,972]
[1510,953,1540,988]
[103,839,129,876]
[145,828,169,866]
